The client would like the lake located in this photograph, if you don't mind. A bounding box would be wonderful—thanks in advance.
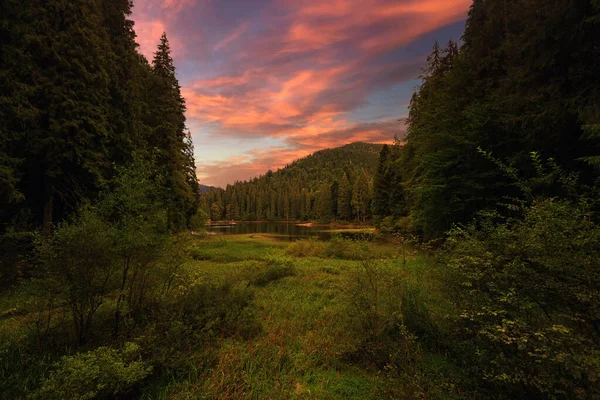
[205,222,368,241]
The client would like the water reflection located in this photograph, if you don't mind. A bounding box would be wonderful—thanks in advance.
[206,222,334,241]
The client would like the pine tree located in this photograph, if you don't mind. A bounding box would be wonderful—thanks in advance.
[351,170,371,222]
[315,183,333,222]
[21,0,114,234]
[372,144,390,222]
[338,173,353,221]
[147,33,197,229]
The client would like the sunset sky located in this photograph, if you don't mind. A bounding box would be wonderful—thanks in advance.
[131,0,472,187]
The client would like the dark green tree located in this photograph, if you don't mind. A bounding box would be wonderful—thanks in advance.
[372,144,390,223]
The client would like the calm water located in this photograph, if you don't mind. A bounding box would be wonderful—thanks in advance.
[206,222,337,241]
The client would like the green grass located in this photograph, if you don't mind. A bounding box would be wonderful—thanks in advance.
[0,235,469,399]
[137,236,461,399]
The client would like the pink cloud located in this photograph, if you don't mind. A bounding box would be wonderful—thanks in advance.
[134,19,168,60]
[215,23,249,51]
[131,0,470,186]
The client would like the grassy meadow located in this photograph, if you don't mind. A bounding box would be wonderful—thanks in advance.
[0,234,472,399]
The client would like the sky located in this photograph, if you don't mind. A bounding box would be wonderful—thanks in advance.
[131,0,472,187]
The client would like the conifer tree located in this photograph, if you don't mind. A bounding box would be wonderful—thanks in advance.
[338,173,353,221]
[372,144,390,222]
[351,171,371,222]
[21,0,114,234]
[148,33,198,229]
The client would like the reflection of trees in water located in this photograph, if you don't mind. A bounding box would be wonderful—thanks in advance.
[207,222,333,241]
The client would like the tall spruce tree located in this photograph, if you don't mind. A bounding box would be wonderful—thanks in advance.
[148,33,198,229]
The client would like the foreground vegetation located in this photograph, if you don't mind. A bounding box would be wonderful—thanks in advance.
[3,197,599,399]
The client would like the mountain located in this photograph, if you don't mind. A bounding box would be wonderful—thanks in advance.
[200,142,384,221]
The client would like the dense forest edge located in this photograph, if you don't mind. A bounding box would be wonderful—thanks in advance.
[1,0,600,399]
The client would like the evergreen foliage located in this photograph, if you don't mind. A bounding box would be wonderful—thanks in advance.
[200,142,383,221]
[0,1,200,239]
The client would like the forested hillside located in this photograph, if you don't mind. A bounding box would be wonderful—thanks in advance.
[200,142,384,221]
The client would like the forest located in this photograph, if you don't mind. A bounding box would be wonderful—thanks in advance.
[1,0,600,399]
[199,142,383,222]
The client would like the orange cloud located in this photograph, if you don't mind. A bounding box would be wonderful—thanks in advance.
[135,19,168,60]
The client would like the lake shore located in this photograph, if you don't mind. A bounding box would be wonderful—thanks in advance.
[208,220,375,229]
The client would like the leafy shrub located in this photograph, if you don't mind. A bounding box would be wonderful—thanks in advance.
[394,216,415,235]
[379,216,396,233]
[344,259,406,342]
[443,199,600,398]
[32,343,151,400]
[36,209,118,344]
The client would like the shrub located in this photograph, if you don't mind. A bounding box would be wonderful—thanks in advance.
[379,216,396,233]
[443,199,600,398]
[32,343,151,400]
[36,208,118,344]
[344,259,406,342]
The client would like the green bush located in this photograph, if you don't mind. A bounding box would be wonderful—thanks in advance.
[379,216,396,233]
[344,259,406,342]
[443,199,600,398]
[32,343,151,400]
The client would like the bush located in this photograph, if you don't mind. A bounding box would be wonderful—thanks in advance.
[394,216,415,235]
[33,343,151,400]
[379,216,396,233]
[443,199,600,398]
[344,259,406,342]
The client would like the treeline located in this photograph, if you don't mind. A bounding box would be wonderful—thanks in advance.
[200,142,381,222]
[0,0,199,275]
[372,0,600,239]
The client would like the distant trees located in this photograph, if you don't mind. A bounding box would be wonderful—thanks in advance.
[200,143,382,222]
[351,171,371,222]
